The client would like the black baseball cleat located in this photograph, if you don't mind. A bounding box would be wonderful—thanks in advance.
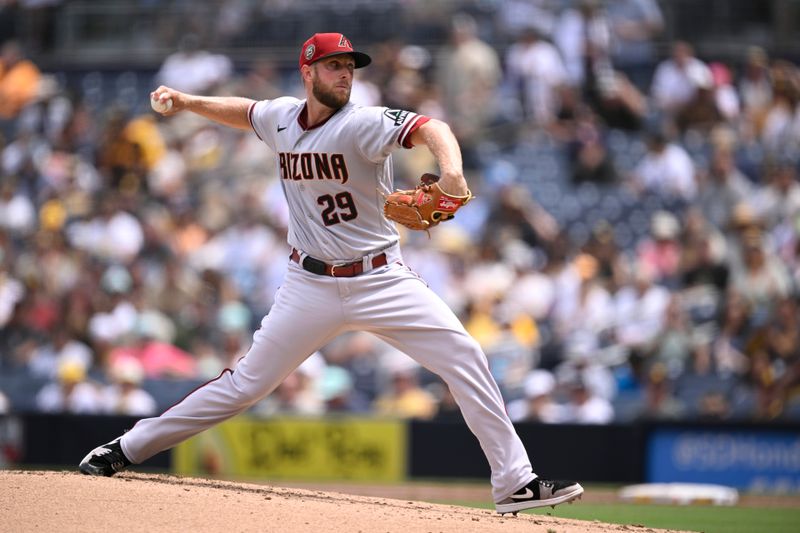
[79,437,132,476]
[495,478,584,515]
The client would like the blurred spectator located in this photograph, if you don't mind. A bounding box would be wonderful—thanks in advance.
[707,291,752,378]
[484,315,537,397]
[102,357,157,416]
[738,46,772,127]
[505,26,568,126]
[729,232,792,316]
[553,253,615,358]
[554,0,612,88]
[561,378,614,424]
[642,363,685,420]
[630,131,696,199]
[0,269,24,329]
[0,40,41,119]
[0,388,8,414]
[570,115,619,184]
[709,62,741,122]
[759,60,800,155]
[109,331,197,379]
[586,68,647,131]
[680,221,730,327]
[582,222,626,289]
[507,369,565,423]
[374,359,437,419]
[636,211,683,285]
[675,65,725,134]
[696,389,732,420]
[696,147,753,230]
[606,0,663,90]
[26,326,93,379]
[751,160,800,229]
[437,13,501,163]
[155,34,233,94]
[35,359,102,414]
[66,194,145,264]
[650,298,694,378]
[613,261,671,351]
[0,180,35,235]
[484,184,559,249]
[651,41,711,115]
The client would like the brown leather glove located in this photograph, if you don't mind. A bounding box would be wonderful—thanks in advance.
[383,173,473,231]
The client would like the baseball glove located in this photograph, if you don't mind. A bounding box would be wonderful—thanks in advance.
[383,173,473,231]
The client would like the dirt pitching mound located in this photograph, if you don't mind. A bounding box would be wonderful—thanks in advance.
[0,470,690,533]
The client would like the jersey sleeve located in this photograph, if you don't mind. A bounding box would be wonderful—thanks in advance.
[354,107,430,163]
[248,97,297,150]
[247,100,270,144]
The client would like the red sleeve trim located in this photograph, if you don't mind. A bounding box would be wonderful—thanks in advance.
[248,101,262,140]
[399,115,430,149]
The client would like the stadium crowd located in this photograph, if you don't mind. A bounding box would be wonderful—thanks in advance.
[0,0,799,424]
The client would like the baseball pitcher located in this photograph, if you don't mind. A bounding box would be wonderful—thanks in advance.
[79,32,583,515]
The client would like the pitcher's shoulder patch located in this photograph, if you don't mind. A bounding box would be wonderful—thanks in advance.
[383,109,410,126]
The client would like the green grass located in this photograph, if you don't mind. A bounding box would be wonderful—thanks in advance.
[442,501,800,533]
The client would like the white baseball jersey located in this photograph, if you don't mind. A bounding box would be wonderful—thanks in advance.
[248,97,428,262]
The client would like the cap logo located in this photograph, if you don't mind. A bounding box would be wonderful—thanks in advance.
[338,35,351,49]
[304,44,315,60]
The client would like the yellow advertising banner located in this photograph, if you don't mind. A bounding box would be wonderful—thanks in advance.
[173,416,406,481]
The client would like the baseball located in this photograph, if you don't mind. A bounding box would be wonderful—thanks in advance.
[150,94,173,113]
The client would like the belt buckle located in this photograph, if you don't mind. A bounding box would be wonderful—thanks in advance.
[330,264,339,277]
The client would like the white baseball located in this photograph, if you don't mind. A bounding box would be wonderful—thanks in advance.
[150,94,173,113]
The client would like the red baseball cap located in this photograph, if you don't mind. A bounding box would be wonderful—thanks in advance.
[299,33,371,70]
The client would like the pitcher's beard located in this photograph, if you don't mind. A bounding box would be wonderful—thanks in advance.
[312,78,350,109]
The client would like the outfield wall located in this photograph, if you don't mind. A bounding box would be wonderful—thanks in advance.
[2,415,798,492]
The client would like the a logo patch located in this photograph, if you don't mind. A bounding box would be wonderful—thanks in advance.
[437,196,460,211]
[305,44,315,60]
[338,35,351,48]
[383,109,410,126]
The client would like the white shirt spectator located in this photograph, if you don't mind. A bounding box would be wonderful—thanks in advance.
[761,102,800,155]
[503,270,556,321]
[67,210,144,263]
[554,6,612,86]
[751,175,800,228]
[156,50,233,95]
[569,394,615,424]
[0,390,9,414]
[505,35,568,124]
[651,56,711,112]
[88,300,138,344]
[0,272,24,327]
[614,282,671,347]
[633,142,696,199]
[0,189,35,235]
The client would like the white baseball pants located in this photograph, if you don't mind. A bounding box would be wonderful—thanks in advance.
[121,253,534,501]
